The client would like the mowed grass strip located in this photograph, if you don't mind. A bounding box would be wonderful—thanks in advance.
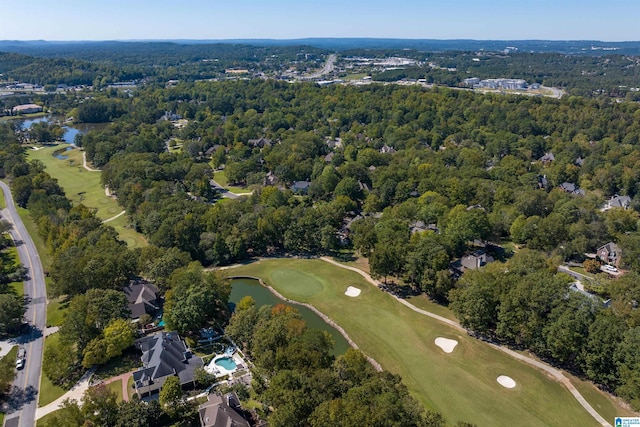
[229,259,602,427]
[27,145,146,248]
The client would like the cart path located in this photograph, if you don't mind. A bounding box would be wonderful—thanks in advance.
[318,256,610,427]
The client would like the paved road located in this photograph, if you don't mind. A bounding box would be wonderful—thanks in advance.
[209,179,252,200]
[307,54,337,79]
[1,181,47,427]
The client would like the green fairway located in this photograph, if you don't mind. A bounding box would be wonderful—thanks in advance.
[27,145,146,248]
[228,258,612,427]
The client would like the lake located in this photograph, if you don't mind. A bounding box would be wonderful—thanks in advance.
[229,277,350,355]
[14,115,109,144]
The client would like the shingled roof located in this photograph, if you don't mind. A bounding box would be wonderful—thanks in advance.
[132,331,203,389]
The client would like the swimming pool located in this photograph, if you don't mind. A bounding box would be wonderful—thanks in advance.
[158,319,166,327]
[215,357,237,371]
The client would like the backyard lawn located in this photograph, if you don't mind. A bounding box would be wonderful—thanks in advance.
[27,145,146,248]
[227,258,623,427]
[213,170,252,194]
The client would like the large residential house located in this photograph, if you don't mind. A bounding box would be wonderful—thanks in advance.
[460,250,494,270]
[602,195,632,211]
[124,280,161,320]
[247,137,272,149]
[597,242,621,267]
[559,182,585,196]
[198,393,250,427]
[132,331,203,397]
[290,180,311,194]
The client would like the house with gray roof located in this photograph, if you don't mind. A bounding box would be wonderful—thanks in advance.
[199,392,250,427]
[597,242,621,267]
[602,195,632,211]
[559,182,585,196]
[132,331,203,397]
[124,280,161,320]
[291,180,311,194]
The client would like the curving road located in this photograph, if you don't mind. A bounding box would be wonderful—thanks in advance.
[1,181,47,427]
[319,257,611,427]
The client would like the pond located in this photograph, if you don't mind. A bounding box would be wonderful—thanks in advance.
[14,115,109,144]
[230,277,350,355]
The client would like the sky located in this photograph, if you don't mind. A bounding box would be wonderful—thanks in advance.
[0,0,638,41]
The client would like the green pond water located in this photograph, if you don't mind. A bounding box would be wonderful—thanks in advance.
[230,278,350,355]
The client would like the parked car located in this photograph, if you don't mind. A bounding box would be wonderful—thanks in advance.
[604,265,618,273]
[16,347,26,370]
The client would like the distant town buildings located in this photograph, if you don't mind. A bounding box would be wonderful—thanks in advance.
[464,78,528,90]
[11,103,43,114]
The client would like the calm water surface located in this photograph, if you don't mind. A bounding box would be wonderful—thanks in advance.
[14,115,108,144]
[230,277,350,355]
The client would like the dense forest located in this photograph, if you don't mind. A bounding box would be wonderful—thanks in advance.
[3,67,640,420]
[62,79,640,410]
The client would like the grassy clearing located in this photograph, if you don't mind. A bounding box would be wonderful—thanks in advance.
[27,145,146,248]
[228,258,607,427]
[46,296,69,327]
[3,246,24,297]
[106,379,124,402]
[39,334,70,407]
[0,113,45,122]
[0,189,5,208]
[102,214,147,248]
[36,410,57,426]
[343,73,369,81]
[213,170,251,194]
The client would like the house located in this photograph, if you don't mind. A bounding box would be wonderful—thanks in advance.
[291,180,311,194]
[597,242,621,267]
[12,104,43,114]
[324,152,335,163]
[538,174,548,189]
[264,171,279,186]
[538,152,555,165]
[568,283,611,308]
[204,145,223,157]
[575,157,585,167]
[559,182,585,196]
[132,331,203,397]
[602,195,632,211]
[123,280,161,320]
[460,250,494,270]
[198,392,250,427]
[380,144,396,154]
[247,137,272,149]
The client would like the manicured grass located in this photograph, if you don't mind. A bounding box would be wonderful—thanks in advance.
[3,246,24,297]
[213,170,251,194]
[102,214,147,248]
[0,189,5,208]
[106,379,124,402]
[46,297,69,327]
[36,410,57,426]
[39,334,70,407]
[16,206,51,271]
[27,145,146,247]
[569,376,637,420]
[343,73,369,81]
[406,294,458,321]
[228,258,605,427]
[127,375,135,400]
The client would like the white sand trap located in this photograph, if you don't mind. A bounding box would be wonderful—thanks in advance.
[497,375,516,388]
[345,286,361,297]
[434,337,458,353]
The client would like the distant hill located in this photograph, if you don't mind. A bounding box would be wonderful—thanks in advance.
[2,38,640,55]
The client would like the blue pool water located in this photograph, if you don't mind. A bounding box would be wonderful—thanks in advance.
[158,320,166,327]
[215,357,237,371]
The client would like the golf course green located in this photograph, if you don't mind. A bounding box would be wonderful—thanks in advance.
[27,145,146,248]
[227,258,624,427]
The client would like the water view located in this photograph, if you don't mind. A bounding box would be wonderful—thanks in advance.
[13,115,108,144]
[229,277,350,355]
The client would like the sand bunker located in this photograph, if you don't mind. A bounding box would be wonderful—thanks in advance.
[434,337,458,353]
[497,375,516,388]
[345,286,361,297]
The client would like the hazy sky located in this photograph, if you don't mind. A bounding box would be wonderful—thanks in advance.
[0,0,637,41]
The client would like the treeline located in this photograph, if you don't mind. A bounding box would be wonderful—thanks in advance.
[226,298,454,427]
[450,250,640,410]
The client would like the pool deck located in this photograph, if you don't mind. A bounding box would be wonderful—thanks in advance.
[205,352,246,378]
